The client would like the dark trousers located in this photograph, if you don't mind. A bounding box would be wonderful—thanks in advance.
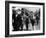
[26,23,28,30]
[32,23,34,26]
[37,20,39,25]
[21,24,23,31]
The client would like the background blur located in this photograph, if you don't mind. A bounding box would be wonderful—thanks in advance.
[0,0,46,38]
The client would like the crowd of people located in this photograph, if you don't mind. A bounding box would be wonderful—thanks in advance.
[12,7,40,31]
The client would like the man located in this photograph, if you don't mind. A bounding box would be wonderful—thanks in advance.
[20,8,24,31]
[36,15,39,25]
[12,9,18,31]
[29,13,35,30]
[12,8,23,31]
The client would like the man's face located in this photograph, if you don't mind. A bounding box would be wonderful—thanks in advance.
[17,11,21,14]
